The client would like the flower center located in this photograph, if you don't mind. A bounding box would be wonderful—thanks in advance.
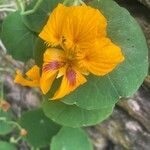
[65,48,77,65]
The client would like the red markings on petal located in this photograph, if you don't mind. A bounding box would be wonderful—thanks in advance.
[43,61,63,72]
[66,68,76,86]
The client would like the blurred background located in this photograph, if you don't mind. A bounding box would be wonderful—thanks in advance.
[0,0,150,149]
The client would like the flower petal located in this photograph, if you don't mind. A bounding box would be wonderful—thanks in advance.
[78,38,124,76]
[14,65,40,87]
[26,65,40,80]
[39,4,68,46]
[52,69,87,100]
[41,48,66,94]
[43,48,65,63]
[63,5,107,49]
[40,71,57,94]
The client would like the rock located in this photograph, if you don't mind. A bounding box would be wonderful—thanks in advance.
[90,87,150,150]
[138,0,150,9]
[118,89,150,132]
[86,127,108,150]
[96,111,150,150]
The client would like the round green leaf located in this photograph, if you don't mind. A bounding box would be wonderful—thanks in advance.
[51,127,93,150]
[42,100,115,127]
[22,0,62,33]
[0,109,14,135]
[0,141,16,150]
[19,108,60,148]
[61,0,148,110]
[62,75,119,110]
[1,11,37,62]
[92,0,148,96]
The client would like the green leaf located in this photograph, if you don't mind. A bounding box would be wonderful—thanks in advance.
[62,75,119,110]
[92,0,148,95]
[0,109,14,135]
[51,127,93,150]
[42,100,114,127]
[1,11,37,62]
[19,108,60,148]
[34,37,46,67]
[61,0,148,110]
[22,0,63,33]
[0,141,16,150]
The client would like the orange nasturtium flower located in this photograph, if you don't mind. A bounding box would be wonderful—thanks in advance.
[15,4,124,100]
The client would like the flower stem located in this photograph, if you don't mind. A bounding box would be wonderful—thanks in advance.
[0,4,14,8]
[7,120,22,130]
[63,0,85,6]
[15,0,25,12]
[31,147,40,150]
[10,136,22,144]
[79,0,85,5]
[0,8,16,12]
[21,0,43,15]
[0,81,4,100]
[0,117,23,130]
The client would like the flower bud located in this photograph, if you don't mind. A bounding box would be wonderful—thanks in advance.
[20,129,28,136]
[0,100,10,112]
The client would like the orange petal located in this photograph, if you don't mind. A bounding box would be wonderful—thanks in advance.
[52,69,87,100]
[26,65,40,80]
[39,4,68,46]
[62,5,107,49]
[57,64,67,78]
[43,48,65,63]
[40,71,57,94]
[14,66,40,87]
[41,48,66,94]
[78,38,124,76]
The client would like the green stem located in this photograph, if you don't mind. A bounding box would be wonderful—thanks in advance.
[0,118,22,130]
[0,81,4,100]
[63,0,71,5]
[10,136,22,144]
[0,4,14,8]
[0,8,15,12]
[79,0,85,5]
[31,147,40,150]
[0,117,6,121]
[63,0,85,6]
[31,147,34,150]
[21,0,43,15]
[7,120,22,130]
[15,136,22,143]
[15,0,25,12]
